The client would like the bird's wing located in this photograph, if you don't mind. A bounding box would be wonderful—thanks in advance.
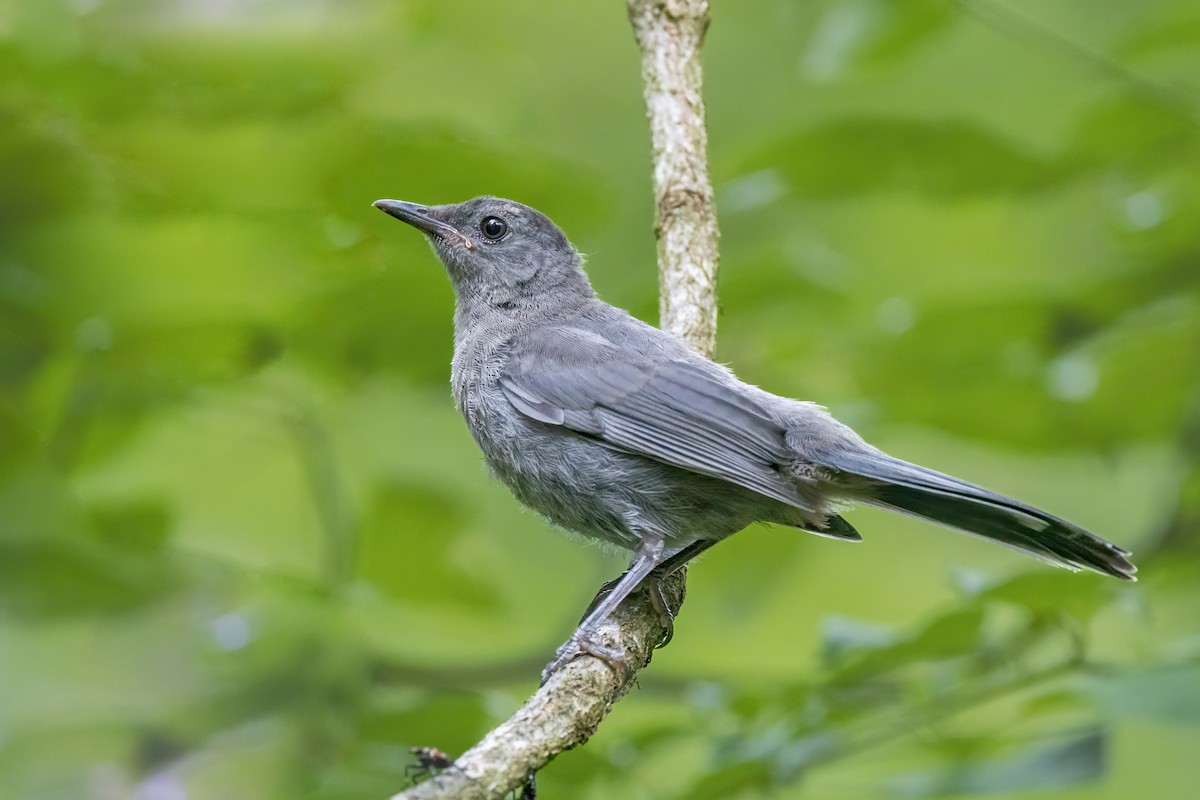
[498,325,814,511]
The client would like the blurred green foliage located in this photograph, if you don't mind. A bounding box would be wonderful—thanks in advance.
[1,0,1198,798]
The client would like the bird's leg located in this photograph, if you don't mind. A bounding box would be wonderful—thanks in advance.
[541,533,665,685]
[579,538,715,622]
[577,568,679,649]
[561,537,717,677]
[578,574,626,624]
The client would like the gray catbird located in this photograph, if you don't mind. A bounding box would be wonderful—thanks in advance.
[373,195,1136,679]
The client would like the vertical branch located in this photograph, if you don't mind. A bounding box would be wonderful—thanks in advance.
[388,3,716,799]
[628,0,720,357]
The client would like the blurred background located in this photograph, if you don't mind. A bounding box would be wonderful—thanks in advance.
[2,0,1198,798]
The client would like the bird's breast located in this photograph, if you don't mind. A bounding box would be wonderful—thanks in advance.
[450,324,513,433]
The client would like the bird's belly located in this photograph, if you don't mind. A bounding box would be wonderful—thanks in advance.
[477,415,761,551]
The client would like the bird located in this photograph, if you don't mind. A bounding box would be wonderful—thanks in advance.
[372,195,1136,680]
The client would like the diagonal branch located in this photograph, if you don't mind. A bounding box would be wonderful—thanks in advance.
[389,2,718,797]
[389,572,686,800]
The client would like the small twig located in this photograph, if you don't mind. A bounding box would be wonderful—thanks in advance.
[959,0,1200,122]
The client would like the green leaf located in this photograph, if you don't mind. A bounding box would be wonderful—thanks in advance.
[0,537,175,618]
[826,608,984,682]
[855,294,1198,449]
[742,118,1067,200]
[1119,15,1200,59]
[886,730,1105,797]
[356,481,500,611]
[801,0,957,80]
[1091,664,1200,726]
[0,401,42,480]
[674,759,773,800]
[1065,94,1196,172]
[821,615,897,663]
[976,571,1116,620]
[88,498,172,554]
[0,465,177,617]
[0,99,95,233]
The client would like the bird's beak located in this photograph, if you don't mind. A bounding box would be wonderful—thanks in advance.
[372,199,472,248]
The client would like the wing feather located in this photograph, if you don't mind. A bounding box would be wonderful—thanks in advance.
[499,327,812,511]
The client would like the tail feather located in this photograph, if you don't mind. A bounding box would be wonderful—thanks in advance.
[796,513,862,542]
[821,447,1136,581]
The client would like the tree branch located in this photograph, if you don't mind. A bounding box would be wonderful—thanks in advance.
[390,572,685,800]
[390,2,718,797]
[629,0,720,356]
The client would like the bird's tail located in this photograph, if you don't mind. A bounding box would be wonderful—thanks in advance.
[819,446,1136,581]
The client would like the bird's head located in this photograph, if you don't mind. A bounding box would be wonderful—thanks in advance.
[373,196,593,309]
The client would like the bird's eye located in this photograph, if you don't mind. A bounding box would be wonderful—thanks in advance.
[480,216,508,240]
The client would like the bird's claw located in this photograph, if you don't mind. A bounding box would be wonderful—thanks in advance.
[579,577,677,651]
[540,628,628,685]
[647,581,676,648]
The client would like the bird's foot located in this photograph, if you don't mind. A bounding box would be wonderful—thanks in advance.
[579,577,677,650]
[540,627,627,686]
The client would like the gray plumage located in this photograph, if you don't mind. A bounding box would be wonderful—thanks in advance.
[373,195,1135,676]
